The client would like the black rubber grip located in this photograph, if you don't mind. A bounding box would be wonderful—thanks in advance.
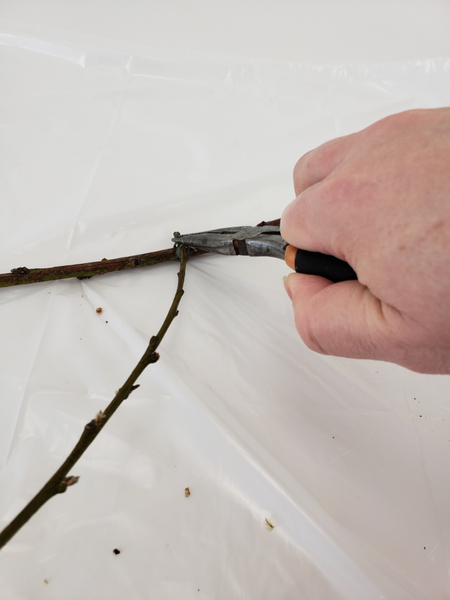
[294,248,357,283]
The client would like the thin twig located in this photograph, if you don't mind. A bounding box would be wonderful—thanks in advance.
[0,245,189,550]
[0,219,280,288]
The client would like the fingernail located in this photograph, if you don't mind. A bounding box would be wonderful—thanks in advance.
[283,275,292,300]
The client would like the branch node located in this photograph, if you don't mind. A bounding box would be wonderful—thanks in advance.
[174,243,189,261]
[85,410,106,432]
[64,475,80,487]
[94,410,106,426]
[10,267,29,275]
[148,352,160,364]
[56,475,80,494]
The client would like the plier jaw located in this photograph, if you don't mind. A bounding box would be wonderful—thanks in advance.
[172,224,357,283]
[172,226,287,259]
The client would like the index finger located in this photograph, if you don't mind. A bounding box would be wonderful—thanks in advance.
[281,134,357,259]
[293,133,356,196]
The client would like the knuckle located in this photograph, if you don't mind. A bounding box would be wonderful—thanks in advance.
[293,150,312,181]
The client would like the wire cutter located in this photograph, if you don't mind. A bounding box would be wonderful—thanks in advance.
[172,225,356,283]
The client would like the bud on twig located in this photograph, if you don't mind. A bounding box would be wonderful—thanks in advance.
[56,475,80,494]
[64,476,80,487]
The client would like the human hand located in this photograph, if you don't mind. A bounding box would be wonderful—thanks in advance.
[281,108,450,374]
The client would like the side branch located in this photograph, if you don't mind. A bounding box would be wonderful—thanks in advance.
[0,246,189,550]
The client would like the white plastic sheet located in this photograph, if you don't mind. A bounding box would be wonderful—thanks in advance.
[1,24,450,600]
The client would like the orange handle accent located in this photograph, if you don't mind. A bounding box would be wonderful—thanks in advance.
[284,245,297,271]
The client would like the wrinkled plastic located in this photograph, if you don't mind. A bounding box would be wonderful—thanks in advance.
[1,25,450,600]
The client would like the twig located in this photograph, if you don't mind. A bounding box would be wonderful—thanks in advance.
[0,219,280,288]
[0,245,189,550]
[0,246,200,288]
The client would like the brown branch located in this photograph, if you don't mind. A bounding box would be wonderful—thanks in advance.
[0,246,199,288]
[0,219,280,288]
[0,245,189,550]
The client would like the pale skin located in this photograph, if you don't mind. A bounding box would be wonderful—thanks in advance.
[281,108,450,374]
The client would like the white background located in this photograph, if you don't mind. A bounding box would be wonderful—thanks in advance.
[1,2,450,598]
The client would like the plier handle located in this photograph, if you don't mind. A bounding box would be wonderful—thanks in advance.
[172,225,356,283]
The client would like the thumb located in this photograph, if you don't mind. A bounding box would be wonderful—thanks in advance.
[283,273,403,362]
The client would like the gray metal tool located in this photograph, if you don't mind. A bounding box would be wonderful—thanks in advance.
[172,225,356,283]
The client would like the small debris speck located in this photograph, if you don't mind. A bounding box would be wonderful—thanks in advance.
[185,487,191,497]
[265,518,274,531]
[113,548,120,555]
[96,307,103,313]
[44,579,49,585]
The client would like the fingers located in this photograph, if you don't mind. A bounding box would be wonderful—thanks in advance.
[281,134,358,259]
[283,273,405,363]
[292,133,355,196]
[281,177,356,261]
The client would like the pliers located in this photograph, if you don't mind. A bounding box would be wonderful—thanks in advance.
[172,225,356,283]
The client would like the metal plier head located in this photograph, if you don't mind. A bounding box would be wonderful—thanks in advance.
[172,224,358,282]
[172,226,287,260]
